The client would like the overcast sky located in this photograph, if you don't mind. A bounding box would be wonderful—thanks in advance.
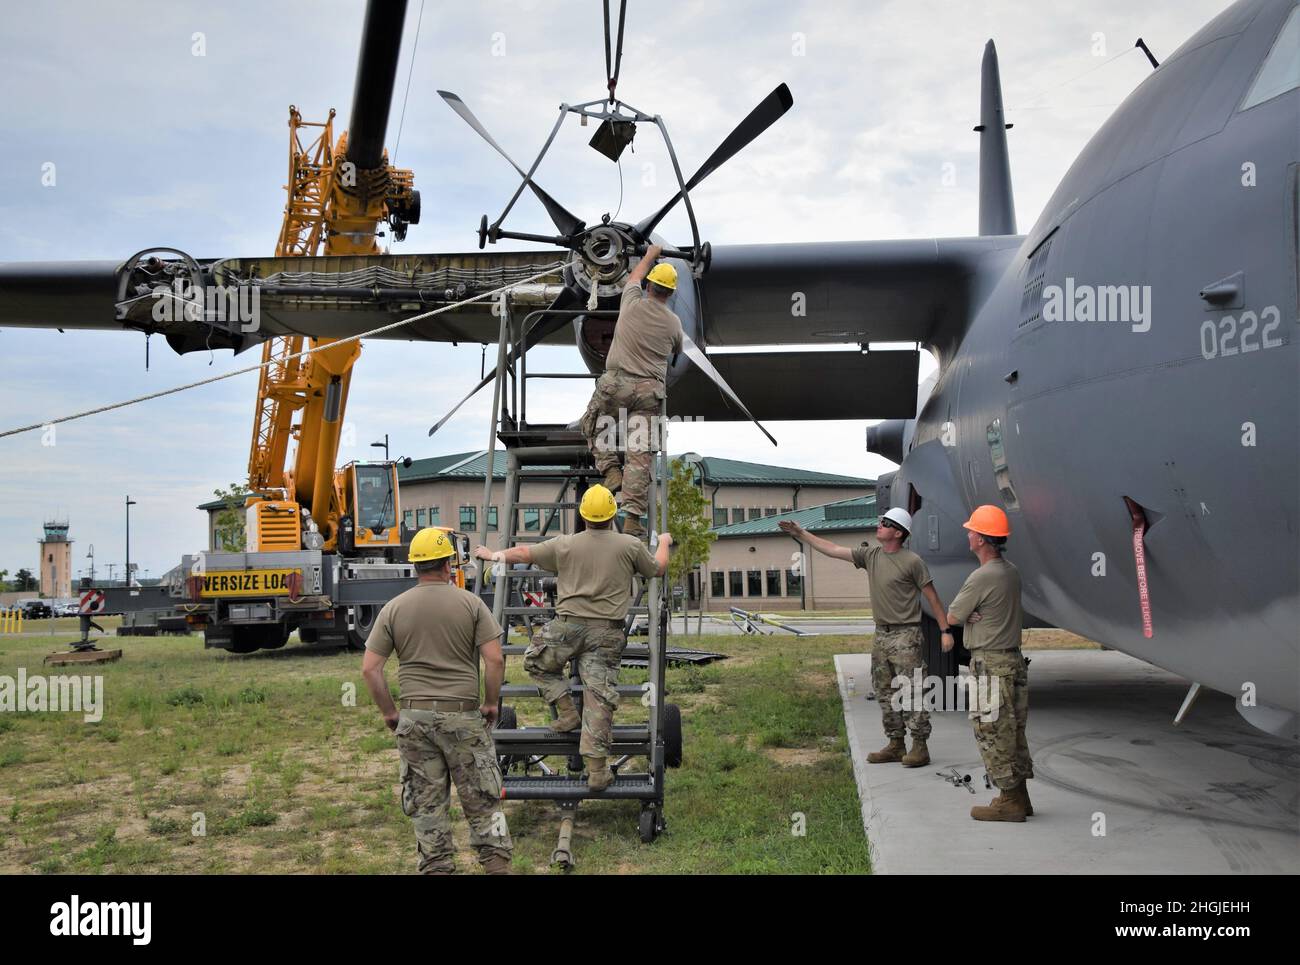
[0,0,1230,584]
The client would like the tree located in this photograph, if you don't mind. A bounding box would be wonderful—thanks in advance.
[213,483,252,551]
[0,569,8,592]
[665,458,716,627]
[11,568,37,592]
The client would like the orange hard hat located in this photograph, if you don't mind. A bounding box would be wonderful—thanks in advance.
[963,505,1011,538]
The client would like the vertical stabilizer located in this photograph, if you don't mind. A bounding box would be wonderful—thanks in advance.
[976,40,1016,236]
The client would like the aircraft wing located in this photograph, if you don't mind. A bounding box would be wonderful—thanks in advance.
[0,250,574,353]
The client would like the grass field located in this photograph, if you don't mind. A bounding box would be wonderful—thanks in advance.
[0,627,871,875]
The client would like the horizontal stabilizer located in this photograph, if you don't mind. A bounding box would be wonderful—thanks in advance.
[668,350,919,422]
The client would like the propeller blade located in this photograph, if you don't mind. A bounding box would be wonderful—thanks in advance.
[635,83,793,239]
[438,90,585,238]
[427,286,580,437]
[678,334,777,447]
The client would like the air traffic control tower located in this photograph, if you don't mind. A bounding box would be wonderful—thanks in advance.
[39,520,72,600]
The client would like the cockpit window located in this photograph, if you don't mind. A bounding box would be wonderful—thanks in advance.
[1241,5,1299,111]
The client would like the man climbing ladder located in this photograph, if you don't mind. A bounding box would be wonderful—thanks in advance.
[579,243,683,539]
[475,485,672,790]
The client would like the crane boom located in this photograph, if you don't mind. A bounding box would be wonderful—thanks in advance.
[246,0,419,553]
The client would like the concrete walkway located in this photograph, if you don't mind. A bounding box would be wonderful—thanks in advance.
[835,649,1300,874]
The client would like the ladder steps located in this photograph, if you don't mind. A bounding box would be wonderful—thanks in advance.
[501,774,658,800]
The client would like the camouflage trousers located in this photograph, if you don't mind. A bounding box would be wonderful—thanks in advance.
[968,649,1033,790]
[579,371,665,518]
[525,617,626,757]
[394,709,512,874]
[872,625,931,740]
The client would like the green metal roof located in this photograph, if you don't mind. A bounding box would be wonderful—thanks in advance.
[712,494,878,538]
[678,452,873,488]
[200,450,873,511]
[399,450,508,483]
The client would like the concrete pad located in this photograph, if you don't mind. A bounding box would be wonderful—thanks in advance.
[835,649,1300,874]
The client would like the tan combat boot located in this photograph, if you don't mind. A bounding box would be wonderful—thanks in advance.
[1012,781,1034,816]
[550,694,581,732]
[603,467,623,493]
[622,517,644,539]
[586,756,614,791]
[480,854,512,875]
[970,784,1027,822]
[900,737,930,768]
[866,737,907,763]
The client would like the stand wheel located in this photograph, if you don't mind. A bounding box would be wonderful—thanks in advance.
[496,705,518,770]
[639,805,661,844]
[663,703,683,768]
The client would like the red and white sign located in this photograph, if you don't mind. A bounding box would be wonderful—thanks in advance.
[79,589,106,614]
[522,591,545,608]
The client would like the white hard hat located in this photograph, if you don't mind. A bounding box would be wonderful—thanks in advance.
[882,507,913,533]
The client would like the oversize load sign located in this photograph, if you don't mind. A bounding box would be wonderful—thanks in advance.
[200,569,301,597]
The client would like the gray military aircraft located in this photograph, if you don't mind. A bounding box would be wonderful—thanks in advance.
[1,0,1297,735]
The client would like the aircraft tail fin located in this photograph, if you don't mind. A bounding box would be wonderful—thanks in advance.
[976,40,1016,236]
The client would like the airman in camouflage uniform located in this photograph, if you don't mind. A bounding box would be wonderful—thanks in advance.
[579,243,683,539]
[362,527,513,874]
[475,485,671,791]
[947,505,1033,822]
[780,507,954,768]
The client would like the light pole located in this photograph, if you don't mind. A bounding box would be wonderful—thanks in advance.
[125,495,137,587]
[370,434,390,462]
[86,544,96,584]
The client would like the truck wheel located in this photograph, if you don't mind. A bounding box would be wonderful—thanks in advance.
[348,605,379,650]
[663,703,683,768]
[228,628,260,654]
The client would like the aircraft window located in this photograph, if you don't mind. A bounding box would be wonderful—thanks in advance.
[1241,6,1300,111]
[986,419,1021,511]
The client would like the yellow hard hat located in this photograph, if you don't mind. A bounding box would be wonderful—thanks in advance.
[409,527,456,562]
[646,262,677,291]
[580,484,618,523]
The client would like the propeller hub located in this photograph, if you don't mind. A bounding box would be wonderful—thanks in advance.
[569,222,636,300]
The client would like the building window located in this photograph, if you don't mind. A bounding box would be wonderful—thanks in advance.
[711,571,725,596]
[747,570,762,596]
[487,506,499,531]
[524,508,540,531]
[428,506,440,525]
[416,508,427,527]
[731,508,744,525]
[765,507,778,517]
[745,508,759,521]
[766,569,781,595]
[459,506,476,530]
[781,507,792,514]
[786,569,803,597]
[713,507,729,527]
[728,571,743,597]
[403,510,415,530]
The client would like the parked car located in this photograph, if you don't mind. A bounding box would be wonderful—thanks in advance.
[58,602,80,617]
[18,599,53,619]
